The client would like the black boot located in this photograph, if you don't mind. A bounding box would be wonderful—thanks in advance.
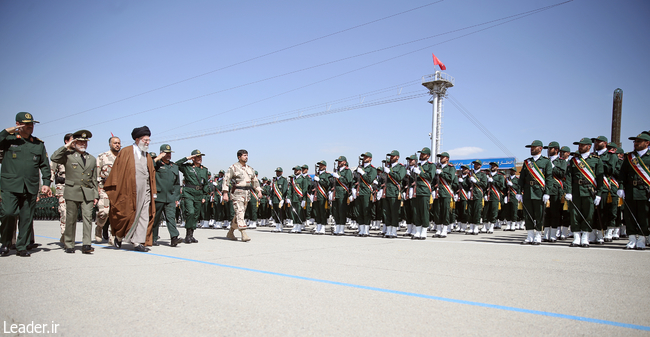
[184,229,193,244]
[190,229,198,243]
[171,236,183,247]
[81,245,94,254]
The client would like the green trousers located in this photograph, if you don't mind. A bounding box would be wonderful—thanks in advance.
[332,197,348,225]
[569,196,594,232]
[154,201,179,241]
[413,195,430,227]
[0,191,37,251]
[383,197,400,227]
[434,197,452,225]
[523,198,544,231]
[64,199,93,248]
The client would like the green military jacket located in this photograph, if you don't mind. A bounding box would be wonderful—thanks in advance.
[50,146,98,202]
[519,156,554,200]
[0,129,51,194]
[332,167,353,199]
[457,174,471,201]
[486,171,505,201]
[176,158,210,197]
[287,175,309,203]
[384,163,406,198]
[414,161,435,197]
[598,150,619,195]
[546,155,567,196]
[503,174,520,200]
[463,169,487,200]
[314,171,332,201]
[437,163,458,199]
[356,164,378,196]
[565,153,604,197]
[618,150,650,200]
[271,176,288,204]
[154,159,180,203]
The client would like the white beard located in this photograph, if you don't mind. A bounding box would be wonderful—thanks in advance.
[76,145,87,153]
[137,141,148,153]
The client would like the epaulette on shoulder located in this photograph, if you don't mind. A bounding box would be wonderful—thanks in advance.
[370,164,375,168]
[590,153,600,159]
[34,137,44,143]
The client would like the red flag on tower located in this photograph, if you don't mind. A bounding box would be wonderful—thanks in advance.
[432,53,446,70]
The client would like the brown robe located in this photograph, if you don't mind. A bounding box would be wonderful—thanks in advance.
[104,145,157,246]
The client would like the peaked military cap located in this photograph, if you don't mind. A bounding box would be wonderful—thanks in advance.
[160,144,174,153]
[16,112,39,123]
[525,140,543,148]
[73,129,92,141]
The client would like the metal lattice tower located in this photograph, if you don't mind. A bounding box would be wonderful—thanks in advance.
[422,71,454,160]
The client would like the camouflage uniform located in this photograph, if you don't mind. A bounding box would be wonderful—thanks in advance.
[50,160,66,235]
[222,161,261,242]
[96,150,116,240]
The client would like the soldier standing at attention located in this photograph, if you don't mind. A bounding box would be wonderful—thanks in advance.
[287,165,307,233]
[152,144,183,247]
[51,133,72,244]
[519,140,553,245]
[481,162,504,234]
[95,136,120,243]
[354,152,378,237]
[433,152,457,238]
[312,161,331,235]
[331,156,353,236]
[222,149,262,242]
[382,151,406,238]
[617,132,650,250]
[176,150,209,244]
[0,112,52,257]
[301,165,313,227]
[270,168,288,232]
[50,130,98,254]
[411,148,435,239]
[465,160,487,235]
[592,136,618,244]
[503,167,520,231]
[543,141,566,242]
[565,137,604,248]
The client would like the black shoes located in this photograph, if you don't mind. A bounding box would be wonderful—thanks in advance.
[152,242,160,246]
[0,245,9,256]
[65,248,75,253]
[81,245,94,254]
[170,236,183,247]
[114,238,122,249]
[17,250,31,257]
[26,243,41,250]
[133,244,149,252]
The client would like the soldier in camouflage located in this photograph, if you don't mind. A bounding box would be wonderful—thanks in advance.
[50,133,72,243]
[95,136,120,243]
[222,149,262,242]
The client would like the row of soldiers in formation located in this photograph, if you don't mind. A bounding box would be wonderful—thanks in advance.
[44,130,650,251]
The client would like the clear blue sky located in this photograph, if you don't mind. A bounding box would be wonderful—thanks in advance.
[1,0,648,178]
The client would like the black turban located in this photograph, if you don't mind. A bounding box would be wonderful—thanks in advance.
[131,126,151,140]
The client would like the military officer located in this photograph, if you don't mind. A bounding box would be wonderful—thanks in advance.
[465,160,487,235]
[287,166,307,233]
[353,152,378,237]
[433,152,457,237]
[617,132,650,250]
[50,130,99,254]
[300,164,313,227]
[565,137,604,248]
[455,165,471,233]
[0,112,52,257]
[152,144,183,247]
[518,140,553,244]
[312,161,331,234]
[558,146,573,239]
[409,148,435,239]
[176,149,210,243]
[482,162,504,234]
[245,171,260,229]
[50,133,72,243]
[213,170,226,228]
[258,177,271,226]
[222,149,262,242]
[592,136,618,244]
[381,151,406,238]
[95,135,120,243]
[270,167,288,232]
[331,156,353,235]
[503,167,520,231]
[543,141,567,242]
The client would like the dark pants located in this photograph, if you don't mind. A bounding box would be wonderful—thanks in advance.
[623,199,649,236]
[413,195,430,227]
[467,199,483,224]
[356,194,371,226]
[182,194,202,230]
[1,191,37,251]
[313,199,327,226]
[569,197,593,232]
[246,197,258,221]
[545,195,563,228]
[272,203,284,224]
[523,198,544,231]
[434,197,452,225]
[332,197,348,225]
[456,200,468,223]
[383,197,400,227]
[484,200,499,223]
[154,201,179,241]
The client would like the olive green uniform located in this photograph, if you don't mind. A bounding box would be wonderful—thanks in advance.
[176,158,210,231]
[153,159,181,243]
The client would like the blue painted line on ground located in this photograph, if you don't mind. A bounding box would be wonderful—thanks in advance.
[36,235,650,331]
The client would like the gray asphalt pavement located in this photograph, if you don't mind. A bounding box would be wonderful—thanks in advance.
[1,220,648,336]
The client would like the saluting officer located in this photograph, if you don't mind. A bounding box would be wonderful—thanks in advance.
[152,144,183,247]
[565,137,604,248]
[176,149,210,243]
[50,130,99,254]
[0,112,52,257]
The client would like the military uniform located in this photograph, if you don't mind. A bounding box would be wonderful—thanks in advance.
[287,166,309,233]
[565,138,604,247]
[617,133,650,249]
[176,150,210,243]
[353,152,378,237]
[503,169,520,231]
[382,151,406,238]
[222,155,261,242]
[270,169,288,232]
[519,140,554,244]
[410,148,435,239]
[543,141,567,242]
[245,171,260,228]
[455,166,471,232]
[331,156,353,235]
[312,161,332,235]
[482,162,504,234]
[50,159,66,236]
[96,149,116,241]
[592,137,619,243]
[433,152,458,237]
[0,113,52,256]
[153,144,182,247]
[50,130,98,253]
[464,160,487,235]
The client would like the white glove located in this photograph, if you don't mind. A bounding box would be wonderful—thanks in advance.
[484,195,489,202]
[458,177,464,183]
[279,200,284,208]
[542,194,550,203]
[377,190,383,200]
[402,192,406,200]
[436,169,442,174]
[286,199,291,206]
[565,194,572,202]
[313,176,320,182]
[507,181,513,186]
[357,167,365,175]
[268,199,272,206]
[408,188,414,199]
[470,177,477,183]
[504,196,508,204]
[372,179,378,185]
[488,177,493,183]
[516,194,523,203]
[349,195,354,202]
[413,167,421,175]
[432,191,436,199]
[467,191,473,200]
[301,200,305,208]
[383,167,390,173]
[332,172,340,179]
[453,194,459,202]
[153,194,157,199]
[309,195,314,202]
[594,195,601,206]
[352,188,357,198]
[617,189,625,199]
[328,191,334,201]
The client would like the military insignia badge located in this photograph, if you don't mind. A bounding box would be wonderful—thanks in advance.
[25,113,32,119]
[72,164,78,169]
[632,157,639,165]
[82,133,87,138]
[166,145,170,150]
[12,153,17,159]
[197,150,201,154]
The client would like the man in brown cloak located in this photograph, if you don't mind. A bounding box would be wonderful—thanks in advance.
[104,126,156,251]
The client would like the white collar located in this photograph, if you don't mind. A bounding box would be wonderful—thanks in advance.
[510,175,516,179]
[363,162,370,168]
[440,162,448,168]
[580,151,590,159]
[597,148,607,156]
[550,154,559,162]
[419,160,428,166]
[532,153,542,161]
[133,144,144,160]
[473,169,481,174]
[637,148,648,157]
[490,171,497,176]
